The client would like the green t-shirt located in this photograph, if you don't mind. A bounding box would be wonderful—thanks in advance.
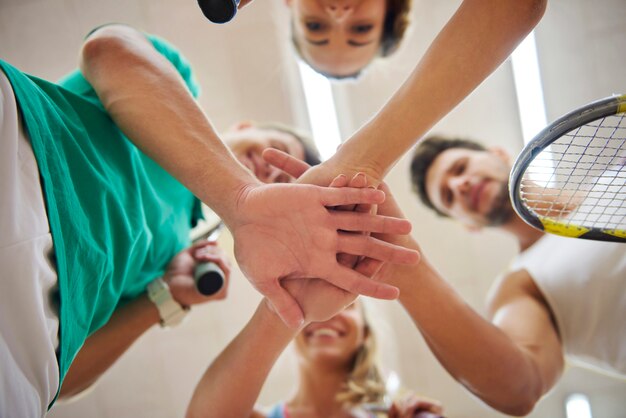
[0,34,203,395]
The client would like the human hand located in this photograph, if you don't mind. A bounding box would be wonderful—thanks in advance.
[262,148,419,278]
[263,146,383,190]
[278,171,382,324]
[163,241,231,306]
[229,180,417,328]
[388,394,444,418]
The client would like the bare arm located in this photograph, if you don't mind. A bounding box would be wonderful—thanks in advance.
[186,301,296,418]
[79,25,418,327]
[372,186,563,416]
[302,0,547,185]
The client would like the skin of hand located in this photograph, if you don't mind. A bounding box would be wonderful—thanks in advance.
[267,150,565,415]
[230,180,419,329]
[164,240,231,306]
[388,394,444,418]
[80,25,418,331]
[279,172,379,324]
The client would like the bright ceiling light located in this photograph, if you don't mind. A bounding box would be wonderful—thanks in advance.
[297,61,342,161]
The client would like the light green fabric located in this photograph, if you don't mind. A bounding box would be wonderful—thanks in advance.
[0,34,203,400]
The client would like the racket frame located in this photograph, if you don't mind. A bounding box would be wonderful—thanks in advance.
[509,94,626,242]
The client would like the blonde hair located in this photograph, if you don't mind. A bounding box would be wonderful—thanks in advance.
[335,305,387,407]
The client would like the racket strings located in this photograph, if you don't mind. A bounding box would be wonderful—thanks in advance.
[520,112,626,231]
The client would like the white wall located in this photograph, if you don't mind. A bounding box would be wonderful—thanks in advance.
[1,0,624,417]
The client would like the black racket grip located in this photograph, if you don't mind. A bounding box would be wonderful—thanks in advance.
[197,0,239,23]
[194,261,225,295]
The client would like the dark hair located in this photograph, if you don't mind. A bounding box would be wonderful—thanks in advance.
[290,0,412,79]
[410,135,486,216]
[255,122,322,166]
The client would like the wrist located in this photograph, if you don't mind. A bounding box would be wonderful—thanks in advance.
[327,147,385,187]
[257,299,302,338]
[217,181,261,231]
[147,278,189,327]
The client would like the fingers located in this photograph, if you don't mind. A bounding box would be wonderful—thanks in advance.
[331,211,412,235]
[262,148,310,179]
[264,283,305,328]
[326,266,399,300]
[354,257,383,278]
[318,186,385,206]
[338,234,420,264]
[329,174,348,188]
[194,244,232,277]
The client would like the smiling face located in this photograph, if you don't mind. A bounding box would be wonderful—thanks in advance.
[295,301,367,370]
[222,123,306,184]
[288,0,387,77]
[425,147,515,228]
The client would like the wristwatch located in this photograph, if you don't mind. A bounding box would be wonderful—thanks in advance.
[147,278,188,327]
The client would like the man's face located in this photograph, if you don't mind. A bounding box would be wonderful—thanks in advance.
[222,124,306,184]
[425,147,514,228]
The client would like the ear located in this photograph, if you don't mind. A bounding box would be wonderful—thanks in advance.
[488,146,511,165]
[230,120,254,131]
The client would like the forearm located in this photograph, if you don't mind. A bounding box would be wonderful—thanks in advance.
[187,301,298,418]
[388,251,545,414]
[60,293,159,398]
[79,25,258,227]
[332,0,546,180]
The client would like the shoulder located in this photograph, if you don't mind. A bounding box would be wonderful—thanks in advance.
[485,269,549,319]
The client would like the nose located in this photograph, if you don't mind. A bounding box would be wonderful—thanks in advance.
[448,175,471,202]
[325,2,353,21]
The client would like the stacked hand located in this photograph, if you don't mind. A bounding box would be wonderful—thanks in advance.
[261,149,420,326]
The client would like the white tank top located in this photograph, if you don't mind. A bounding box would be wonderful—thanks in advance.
[510,234,626,377]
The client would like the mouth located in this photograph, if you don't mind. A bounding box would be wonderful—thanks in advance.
[470,180,488,211]
[305,326,345,339]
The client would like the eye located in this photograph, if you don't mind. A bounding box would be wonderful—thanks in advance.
[352,24,373,34]
[305,21,324,31]
[453,160,466,175]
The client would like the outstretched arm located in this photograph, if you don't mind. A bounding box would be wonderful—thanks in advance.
[79,25,418,327]
[187,174,377,418]
[263,149,563,416]
[187,301,295,418]
[300,0,547,186]
[373,185,563,416]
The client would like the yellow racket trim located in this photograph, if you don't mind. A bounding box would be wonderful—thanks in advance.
[618,94,626,113]
[606,230,626,240]
[539,218,590,238]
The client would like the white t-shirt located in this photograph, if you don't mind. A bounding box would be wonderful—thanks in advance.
[0,69,60,417]
[510,234,626,377]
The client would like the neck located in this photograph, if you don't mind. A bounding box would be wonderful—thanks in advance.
[288,363,350,417]
[500,214,545,251]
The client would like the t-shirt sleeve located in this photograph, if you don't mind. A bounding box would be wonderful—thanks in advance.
[57,30,201,102]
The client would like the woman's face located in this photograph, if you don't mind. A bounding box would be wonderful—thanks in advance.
[295,302,368,369]
[288,0,387,77]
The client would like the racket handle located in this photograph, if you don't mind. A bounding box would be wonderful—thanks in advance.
[197,0,239,23]
[194,261,225,296]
